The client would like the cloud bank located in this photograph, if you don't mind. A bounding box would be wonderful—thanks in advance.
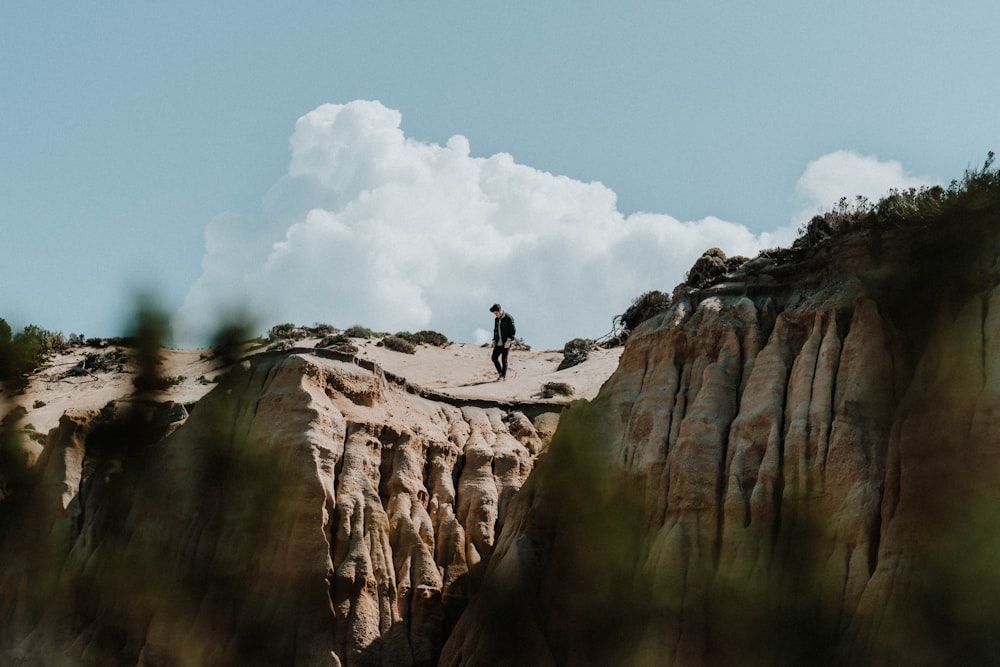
[175,101,926,350]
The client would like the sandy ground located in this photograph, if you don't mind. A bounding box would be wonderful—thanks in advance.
[351,339,623,403]
[0,346,224,438]
[1,339,623,439]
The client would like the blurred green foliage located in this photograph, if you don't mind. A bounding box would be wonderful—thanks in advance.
[0,319,67,389]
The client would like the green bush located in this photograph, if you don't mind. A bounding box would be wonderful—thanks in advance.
[17,324,67,353]
[310,323,337,336]
[379,335,416,354]
[393,330,449,347]
[726,255,749,271]
[620,291,671,333]
[789,152,1000,256]
[267,323,299,342]
[0,323,67,388]
[414,330,449,347]
[266,322,342,344]
[318,334,359,355]
[344,325,374,339]
[686,249,728,287]
[318,333,351,347]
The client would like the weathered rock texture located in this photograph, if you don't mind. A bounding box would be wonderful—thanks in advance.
[4,215,1000,666]
[442,223,1000,665]
[0,351,553,666]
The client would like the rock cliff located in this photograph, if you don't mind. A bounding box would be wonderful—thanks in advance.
[3,188,1000,665]
[442,216,1000,665]
[0,350,555,666]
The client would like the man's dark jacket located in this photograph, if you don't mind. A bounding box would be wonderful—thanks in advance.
[493,313,516,346]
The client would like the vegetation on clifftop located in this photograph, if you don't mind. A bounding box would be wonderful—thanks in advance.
[0,321,75,389]
[682,151,1000,291]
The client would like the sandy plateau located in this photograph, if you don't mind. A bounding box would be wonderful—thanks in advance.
[1,337,623,441]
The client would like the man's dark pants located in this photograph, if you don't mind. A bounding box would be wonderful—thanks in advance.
[492,345,509,378]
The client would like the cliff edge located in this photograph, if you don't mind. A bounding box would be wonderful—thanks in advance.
[0,343,613,666]
[442,191,1000,665]
[4,170,1000,665]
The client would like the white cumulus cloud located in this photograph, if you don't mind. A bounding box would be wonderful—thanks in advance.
[175,100,814,349]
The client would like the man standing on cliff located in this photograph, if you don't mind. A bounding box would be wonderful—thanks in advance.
[490,303,516,381]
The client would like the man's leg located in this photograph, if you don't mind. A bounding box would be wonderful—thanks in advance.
[498,347,509,378]
[492,346,504,376]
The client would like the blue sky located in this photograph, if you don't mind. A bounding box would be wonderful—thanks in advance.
[2,2,997,349]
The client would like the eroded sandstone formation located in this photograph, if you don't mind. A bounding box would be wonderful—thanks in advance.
[442,224,1000,665]
[4,208,999,665]
[0,351,552,666]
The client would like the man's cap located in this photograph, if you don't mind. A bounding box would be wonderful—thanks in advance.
[489,303,501,312]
